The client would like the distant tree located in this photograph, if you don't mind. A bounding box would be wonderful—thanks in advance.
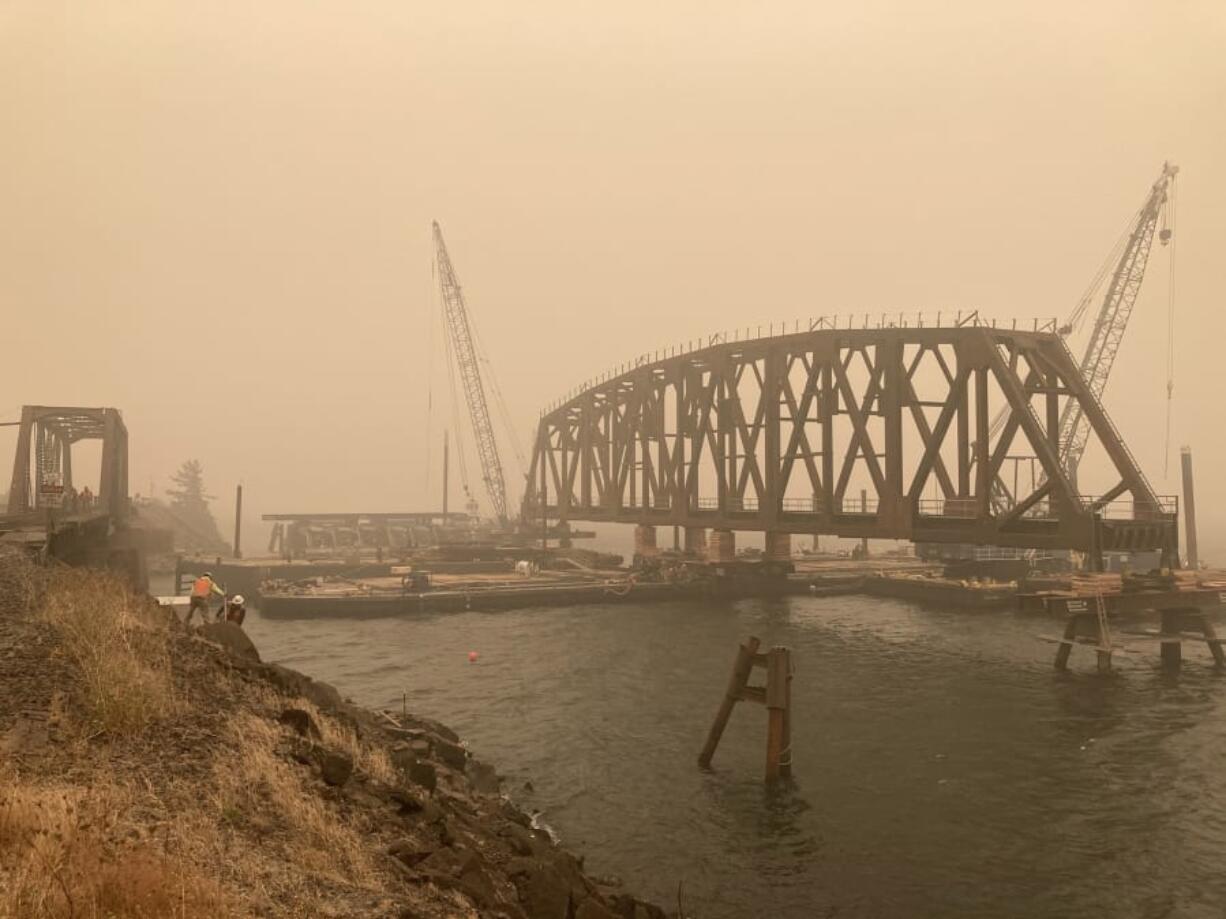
[167,460,213,514]
[166,460,225,549]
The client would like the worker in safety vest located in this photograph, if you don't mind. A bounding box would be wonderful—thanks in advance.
[186,571,224,626]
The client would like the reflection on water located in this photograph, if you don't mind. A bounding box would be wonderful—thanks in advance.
[243,594,1226,919]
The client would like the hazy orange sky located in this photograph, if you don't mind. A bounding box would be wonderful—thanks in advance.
[2,2,1223,558]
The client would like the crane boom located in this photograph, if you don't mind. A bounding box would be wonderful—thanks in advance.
[433,221,508,522]
[1057,162,1178,485]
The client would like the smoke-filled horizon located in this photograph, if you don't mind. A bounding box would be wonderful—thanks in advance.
[2,2,1223,558]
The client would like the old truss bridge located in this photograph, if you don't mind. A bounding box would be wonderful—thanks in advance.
[523,314,1178,559]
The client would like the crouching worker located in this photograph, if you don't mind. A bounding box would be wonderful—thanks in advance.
[186,571,224,627]
[222,594,247,627]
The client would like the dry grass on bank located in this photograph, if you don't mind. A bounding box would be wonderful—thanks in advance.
[0,559,229,918]
[39,567,177,737]
[0,558,417,918]
[211,712,378,887]
[0,773,229,919]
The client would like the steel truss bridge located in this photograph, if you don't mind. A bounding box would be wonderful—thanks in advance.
[1,405,154,586]
[524,315,1178,560]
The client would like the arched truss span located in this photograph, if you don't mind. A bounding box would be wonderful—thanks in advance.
[524,325,1177,555]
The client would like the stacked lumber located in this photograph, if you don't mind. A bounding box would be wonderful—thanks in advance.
[1069,572,1123,596]
[1123,570,1201,592]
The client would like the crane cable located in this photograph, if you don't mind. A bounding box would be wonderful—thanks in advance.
[424,254,436,494]
[1163,176,1179,477]
[466,300,529,486]
[1064,220,1135,336]
[442,311,474,502]
[470,328,524,475]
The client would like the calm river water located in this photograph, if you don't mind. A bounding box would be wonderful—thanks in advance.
[243,595,1226,919]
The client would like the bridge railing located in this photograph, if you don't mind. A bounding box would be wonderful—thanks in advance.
[541,311,1060,415]
[1082,495,1178,520]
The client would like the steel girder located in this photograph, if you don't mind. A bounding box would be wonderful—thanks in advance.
[6,406,129,518]
[523,325,1176,555]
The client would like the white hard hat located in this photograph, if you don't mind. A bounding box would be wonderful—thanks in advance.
[232,594,245,606]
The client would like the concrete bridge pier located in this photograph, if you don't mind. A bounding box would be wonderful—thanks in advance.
[708,529,736,563]
[765,531,791,561]
[634,524,658,559]
[684,526,707,556]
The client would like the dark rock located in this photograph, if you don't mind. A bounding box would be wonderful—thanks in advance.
[260,663,343,710]
[608,898,663,919]
[548,849,596,902]
[342,785,386,810]
[502,859,536,886]
[467,759,501,795]
[389,744,416,772]
[318,749,354,786]
[575,899,620,919]
[409,739,431,756]
[407,760,437,793]
[278,707,320,739]
[419,846,479,878]
[434,738,467,771]
[515,861,572,919]
[500,823,537,856]
[389,786,425,812]
[419,718,460,743]
[388,839,435,867]
[500,800,533,829]
[439,819,457,847]
[200,621,260,662]
[456,863,497,907]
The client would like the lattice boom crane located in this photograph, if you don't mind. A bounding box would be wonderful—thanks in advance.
[1057,162,1178,485]
[433,221,508,522]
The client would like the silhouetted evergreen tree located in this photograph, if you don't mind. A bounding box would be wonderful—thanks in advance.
[166,460,225,549]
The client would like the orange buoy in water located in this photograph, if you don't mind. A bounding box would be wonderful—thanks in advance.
[468,651,479,663]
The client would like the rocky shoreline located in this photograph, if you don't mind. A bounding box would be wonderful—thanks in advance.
[0,554,671,919]
[213,624,670,919]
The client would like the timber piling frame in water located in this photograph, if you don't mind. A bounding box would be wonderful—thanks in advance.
[699,637,794,782]
[1046,603,1226,673]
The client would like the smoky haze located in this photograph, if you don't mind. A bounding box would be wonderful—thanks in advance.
[2,2,1223,558]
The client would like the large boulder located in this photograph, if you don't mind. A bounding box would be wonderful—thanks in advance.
[433,738,468,771]
[318,749,354,786]
[260,662,342,710]
[407,760,437,793]
[514,861,572,919]
[200,621,260,662]
[278,707,320,739]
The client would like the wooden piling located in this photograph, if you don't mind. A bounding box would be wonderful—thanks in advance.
[1160,609,1183,671]
[699,638,794,783]
[233,484,243,559]
[1197,613,1225,667]
[1053,616,1079,671]
[765,647,791,782]
[697,636,760,768]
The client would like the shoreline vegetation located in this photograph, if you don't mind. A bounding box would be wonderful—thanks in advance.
[0,550,670,919]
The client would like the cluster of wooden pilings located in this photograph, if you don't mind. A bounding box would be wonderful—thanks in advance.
[1048,605,1225,672]
[698,636,794,782]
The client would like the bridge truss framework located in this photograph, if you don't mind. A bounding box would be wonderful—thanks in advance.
[524,319,1178,559]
